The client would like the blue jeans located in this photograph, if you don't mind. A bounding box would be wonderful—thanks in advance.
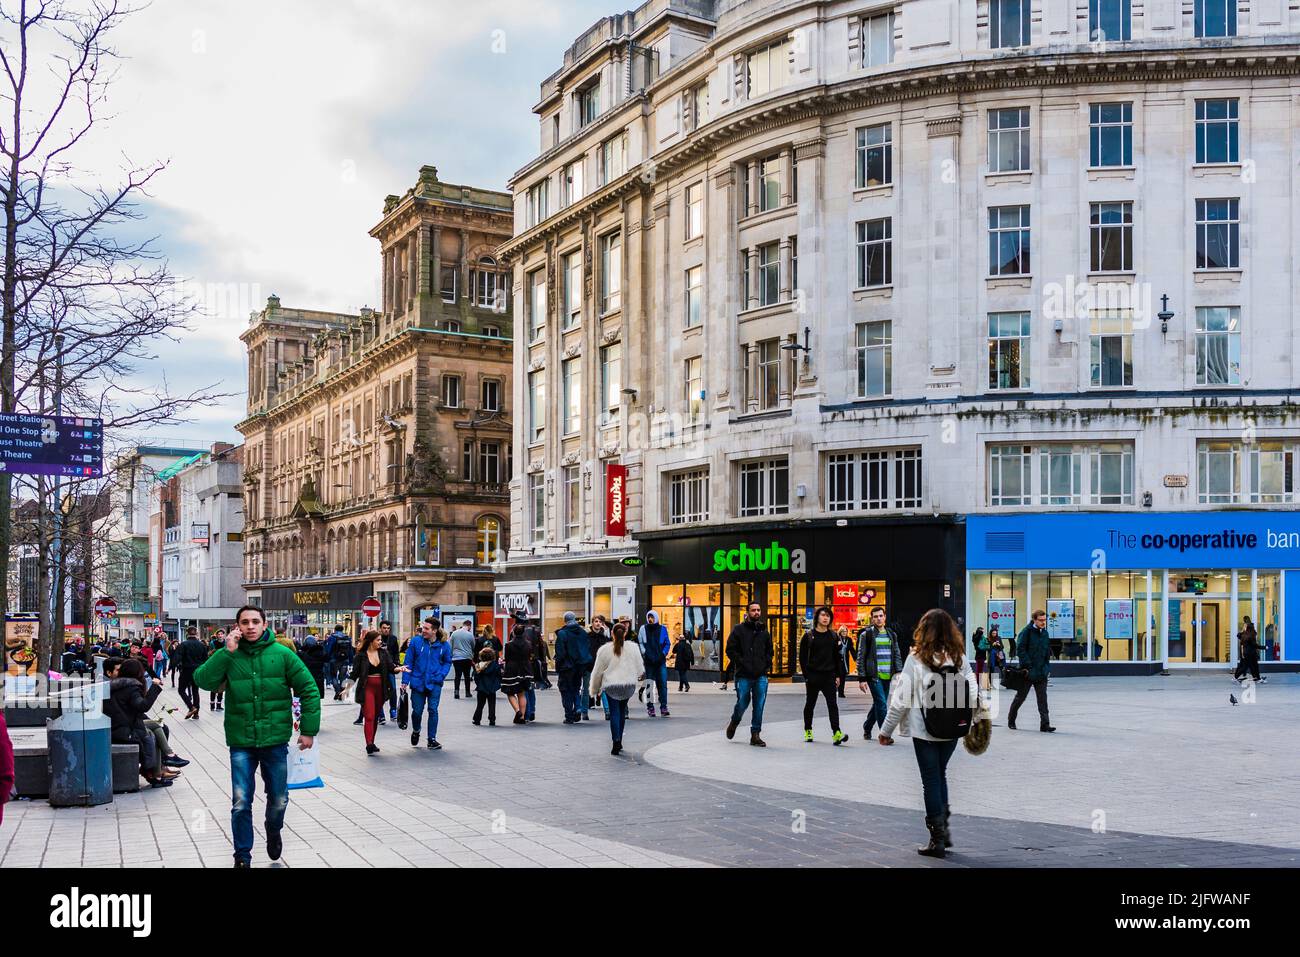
[578,667,592,715]
[608,696,629,744]
[646,662,669,710]
[558,669,581,721]
[327,661,347,695]
[730,675,768,732]
[912,737,959,820]
[862,676,891,735]
[409,683,443,739]
[229,744,289,864]
[525,686,536,720]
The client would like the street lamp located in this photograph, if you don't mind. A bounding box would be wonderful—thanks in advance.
[781,326,813,363]
[1158,295,1175,336]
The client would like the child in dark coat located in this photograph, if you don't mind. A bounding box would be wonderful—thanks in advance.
[472,647,502,726]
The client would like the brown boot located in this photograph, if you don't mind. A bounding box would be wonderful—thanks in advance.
[726,718,740,740]
[749,731,767,748]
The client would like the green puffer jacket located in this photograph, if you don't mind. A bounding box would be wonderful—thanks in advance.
[194,630,321,748]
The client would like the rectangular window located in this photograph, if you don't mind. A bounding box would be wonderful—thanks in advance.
[990,0,1031,48]
[528,268,547,342]
[988,107,1030,173]
[562,159,585,207]
[685,265,703,328]
[855,320,893,398]
[562,251,582,329]
[667,468,709,524]
[1039,446,1083,505]
[440,267,458,303]
[481,379,500,412]
[528,473,545,543]
[527,372,545,442]
[1089,310,1134,387]
[526,180,549,228]
[759,155,782,211]
[600,133,628,185]
[1089,0,1131,41]
[855,123,893,188]
[746,38,791,99]
[758,338,781,410]
[861,12,895,67]
[479,442,501,485]
[563,465,581,540]
[462,439,474,480]
[561,358,581,436]
[1249,441,1297,504]
[685,182,704,239]
[738,457,790,517]
[471,268,501,310]
[1196,198,1239,269]
[758,243,780,306]
[685,355,703,422]
[1198,442,1241,504]
[441,374,461,408]
[988,311,1031,390]
[599,342,622,426]
[687,82,709,131]
[578,82,600,128]
[989,205,1031,276]
[1194,0,1236,37]
[1195,306,1242,385]
[1090,444,1134,505]
[856,217,893,288]
[600,232,622,313]
[1089,102,1133,167]
[1090,201,1134,272]
[989,445,1032,506]
[1195,99,1238,164]
[827,447,923,511]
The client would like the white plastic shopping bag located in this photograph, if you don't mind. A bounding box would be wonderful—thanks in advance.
[287,695,324,790]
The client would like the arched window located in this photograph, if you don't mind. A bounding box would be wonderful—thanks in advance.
[476,515,502,566]
[471,256,505,311]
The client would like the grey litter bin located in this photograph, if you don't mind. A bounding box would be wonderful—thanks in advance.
[47,680,113,808]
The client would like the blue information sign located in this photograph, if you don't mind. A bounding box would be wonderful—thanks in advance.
[0,413,103,478]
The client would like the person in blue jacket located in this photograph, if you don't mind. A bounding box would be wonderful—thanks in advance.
[323,624,353,701]
[553,612,593,724]
[637,610,672,717]
[402,617,452,750]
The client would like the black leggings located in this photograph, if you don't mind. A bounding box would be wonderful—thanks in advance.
[803,672,840,732]
[474,691,496,723]
[453,660,474,696]
[676,667,691,690]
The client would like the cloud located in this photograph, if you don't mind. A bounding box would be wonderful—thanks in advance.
[65,0,612,447]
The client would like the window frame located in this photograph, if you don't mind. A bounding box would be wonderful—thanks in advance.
[855,123,893,189]
[855,320,893,399]
[737,457,790,517]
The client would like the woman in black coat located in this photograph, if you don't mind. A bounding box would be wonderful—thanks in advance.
[500,629,534,724]
[104,658,170,788]
[348,630,408,754]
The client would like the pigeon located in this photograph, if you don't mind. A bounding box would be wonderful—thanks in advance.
[1229,694,1238,706]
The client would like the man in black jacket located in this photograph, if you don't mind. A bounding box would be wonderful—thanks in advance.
[177,627,209,720]
[724,602,773,747]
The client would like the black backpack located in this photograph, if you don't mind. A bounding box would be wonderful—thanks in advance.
[333,635,351,661]
[919,664,974,739]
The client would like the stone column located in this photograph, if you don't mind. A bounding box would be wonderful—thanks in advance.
[431,225,443,301]
[925,114,963,390]
[779,147,794,206]
[778,237,793,302]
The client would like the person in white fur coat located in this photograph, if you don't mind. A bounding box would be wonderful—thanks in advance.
[588,622,645,756]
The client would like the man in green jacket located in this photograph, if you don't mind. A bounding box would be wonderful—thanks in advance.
[1009,610,1056,733]
[195,604,321,868]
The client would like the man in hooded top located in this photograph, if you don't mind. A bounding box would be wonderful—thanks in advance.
[636,610,672,717]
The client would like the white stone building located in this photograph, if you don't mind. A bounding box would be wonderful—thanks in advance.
[497,0,1300,673]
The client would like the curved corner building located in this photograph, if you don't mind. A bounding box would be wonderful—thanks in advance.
[496,0,1300,676]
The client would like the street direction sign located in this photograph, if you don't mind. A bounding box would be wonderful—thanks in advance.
[0,413,103,478]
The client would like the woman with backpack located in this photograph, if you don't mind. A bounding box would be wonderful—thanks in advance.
[971,627,988,688]
[589,621,644,756]
[877,608,979,859]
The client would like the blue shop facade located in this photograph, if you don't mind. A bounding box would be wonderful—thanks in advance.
[967,513,1300,673]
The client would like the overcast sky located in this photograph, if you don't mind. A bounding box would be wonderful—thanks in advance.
[90,0,611,448]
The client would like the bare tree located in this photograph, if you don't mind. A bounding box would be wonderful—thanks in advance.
[0,1,230,648]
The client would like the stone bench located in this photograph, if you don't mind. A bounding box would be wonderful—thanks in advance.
[10,728,141,799]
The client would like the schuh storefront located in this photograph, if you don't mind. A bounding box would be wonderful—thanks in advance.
[638,518,964,680]
[968,513,1300,674]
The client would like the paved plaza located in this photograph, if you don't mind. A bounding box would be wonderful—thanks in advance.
[2,673,1296,868]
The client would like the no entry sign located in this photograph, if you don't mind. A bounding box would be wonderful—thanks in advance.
[93,597,117,618]
[361,597,382,619]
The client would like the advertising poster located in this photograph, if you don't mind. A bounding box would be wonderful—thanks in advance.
[987,599,1016,636]
[1046,600,1075,640]
[5,614,40,677]
[1105,599,1135,640]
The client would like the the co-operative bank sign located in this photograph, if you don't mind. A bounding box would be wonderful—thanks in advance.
[969,513,1300,570]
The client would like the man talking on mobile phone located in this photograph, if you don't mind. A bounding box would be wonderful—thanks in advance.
[195,604,321,868]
